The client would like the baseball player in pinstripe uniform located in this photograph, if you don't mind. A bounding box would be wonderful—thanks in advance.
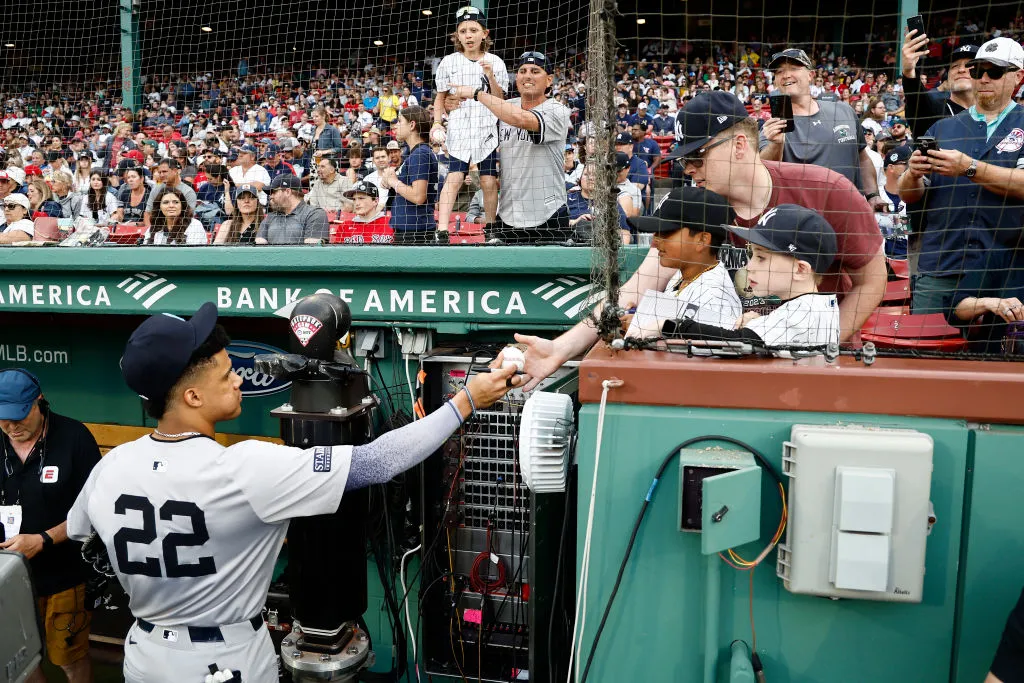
[67,303,519,682]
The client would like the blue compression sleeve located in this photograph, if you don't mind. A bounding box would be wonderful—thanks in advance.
[346,400,464,490]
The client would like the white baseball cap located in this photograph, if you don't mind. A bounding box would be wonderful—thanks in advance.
[3,193,30,210]
[970,37,1024,70]
[3,167,26,185]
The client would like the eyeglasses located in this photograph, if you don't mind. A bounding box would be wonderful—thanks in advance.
[970,64,1019,80]
[2,204,20,210]
[682,136,734,167]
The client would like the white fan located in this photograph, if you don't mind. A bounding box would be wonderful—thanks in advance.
[518,391,574,493]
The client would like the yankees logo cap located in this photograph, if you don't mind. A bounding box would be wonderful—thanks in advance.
[121,302,219,401]
[628,186,734,237]
[727,204,837,274]
[950,43,980,64]
[969,37,1024,70]
[667,91,750,159]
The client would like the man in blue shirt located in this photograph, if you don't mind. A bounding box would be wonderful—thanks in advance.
[628,102,654,133]
[652,104,675,135]
[898,37,1024,316]
[631,122,663,170]
[410,75,430,104]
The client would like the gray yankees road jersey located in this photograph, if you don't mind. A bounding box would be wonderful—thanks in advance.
[497,97,571,228]
[68,435,352,625]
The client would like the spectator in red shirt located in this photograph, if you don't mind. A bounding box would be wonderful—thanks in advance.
[330,181,393,244]
[676,91,886,340]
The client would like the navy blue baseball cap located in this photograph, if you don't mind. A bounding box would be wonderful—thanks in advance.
[884,145,912,167]
[235,183,259,198]
[227,147,240,162]
[628,186,734,237]
[950,43,980,64]
[614,151,631,170]
[456,5,486,26]
[121,302,219,400]
[0,369,42,421]
[264,143,281,157]
[239,144,258,156]
[614,132,633,145]
[517,51,551,74]
[727,204,837,274]
[668,91,750,159]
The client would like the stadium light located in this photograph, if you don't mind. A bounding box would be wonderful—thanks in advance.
[636,18,646,24]
[422,9,433,15]
[3,43,13,48]
[201,26,212,32]
[374,40,385,46]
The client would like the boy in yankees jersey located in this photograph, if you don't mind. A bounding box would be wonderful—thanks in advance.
[432,5,508,231]
[66,303,520,683]
[661,204,841,349]
[623,186,743,338]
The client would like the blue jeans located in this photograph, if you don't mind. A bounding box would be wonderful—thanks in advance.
[911,274,960,315]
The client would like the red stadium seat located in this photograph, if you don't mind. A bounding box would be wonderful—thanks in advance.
[326,210,340,222]
[881,279,911,307]
[107,223,147,245]
[887,258,909,279]
[861,312,967,352]
[449,231,485,244]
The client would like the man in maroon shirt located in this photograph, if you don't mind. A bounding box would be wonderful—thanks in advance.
[513,91,887,390]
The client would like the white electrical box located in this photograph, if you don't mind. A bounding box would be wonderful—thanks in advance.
[775,424,933,602]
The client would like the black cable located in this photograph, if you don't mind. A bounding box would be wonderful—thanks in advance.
[578,435,781,683]
[548,476,576,683]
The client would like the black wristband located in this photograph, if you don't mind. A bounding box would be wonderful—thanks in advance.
[864,191,879,200]
[473,87,483,102]
[40,531,53,548]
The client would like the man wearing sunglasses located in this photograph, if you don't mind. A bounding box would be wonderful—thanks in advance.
[898,37,1024,317]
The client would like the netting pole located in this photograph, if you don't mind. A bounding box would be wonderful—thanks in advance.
[587,0,622,342]
[119,0,141,112]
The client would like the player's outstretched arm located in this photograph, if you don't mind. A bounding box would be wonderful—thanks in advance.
[516,246,677,391]
[345,355,520,490]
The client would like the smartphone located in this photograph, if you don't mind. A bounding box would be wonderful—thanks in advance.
[769,94,795,132]
[907,14,926,37]
[917,136,939,154]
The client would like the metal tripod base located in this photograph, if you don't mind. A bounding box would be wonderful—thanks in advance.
[280,621,374,682]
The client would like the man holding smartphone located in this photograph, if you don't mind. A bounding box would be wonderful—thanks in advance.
[898,37,1024,316]
[901,19,979,137]
[760,48,887,212]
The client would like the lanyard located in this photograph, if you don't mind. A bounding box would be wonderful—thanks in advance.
[0,415,48,506]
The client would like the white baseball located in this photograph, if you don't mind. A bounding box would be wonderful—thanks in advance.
[430,126,447,145]
[501,346,525,373]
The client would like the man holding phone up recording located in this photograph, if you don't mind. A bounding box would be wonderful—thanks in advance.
[901,18,979,138]
[759,48,887,212]
[898,37,1024,316]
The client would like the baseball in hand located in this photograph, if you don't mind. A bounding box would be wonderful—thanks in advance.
[501,346,525,373]
[430,126,447,145]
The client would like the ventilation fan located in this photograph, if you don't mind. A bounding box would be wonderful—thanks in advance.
[518,391,574,493]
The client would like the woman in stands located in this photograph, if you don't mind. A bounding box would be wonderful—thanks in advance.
[78,172,119,225]
[111,167,151,224]
[73,153,94,193]
[103,122,137,175]
[145,186,207,245]
[214,184,263,244]
[25,177,63,218]
[0,193,35,243]
[310,107,342,163]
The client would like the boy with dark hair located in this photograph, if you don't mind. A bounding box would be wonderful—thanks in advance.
[662,204,840,349]
[624,186,742,338]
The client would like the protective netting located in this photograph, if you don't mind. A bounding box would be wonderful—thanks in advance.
[2,1,1024,356]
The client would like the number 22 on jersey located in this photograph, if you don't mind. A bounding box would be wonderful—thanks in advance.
[112,494,217,578]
